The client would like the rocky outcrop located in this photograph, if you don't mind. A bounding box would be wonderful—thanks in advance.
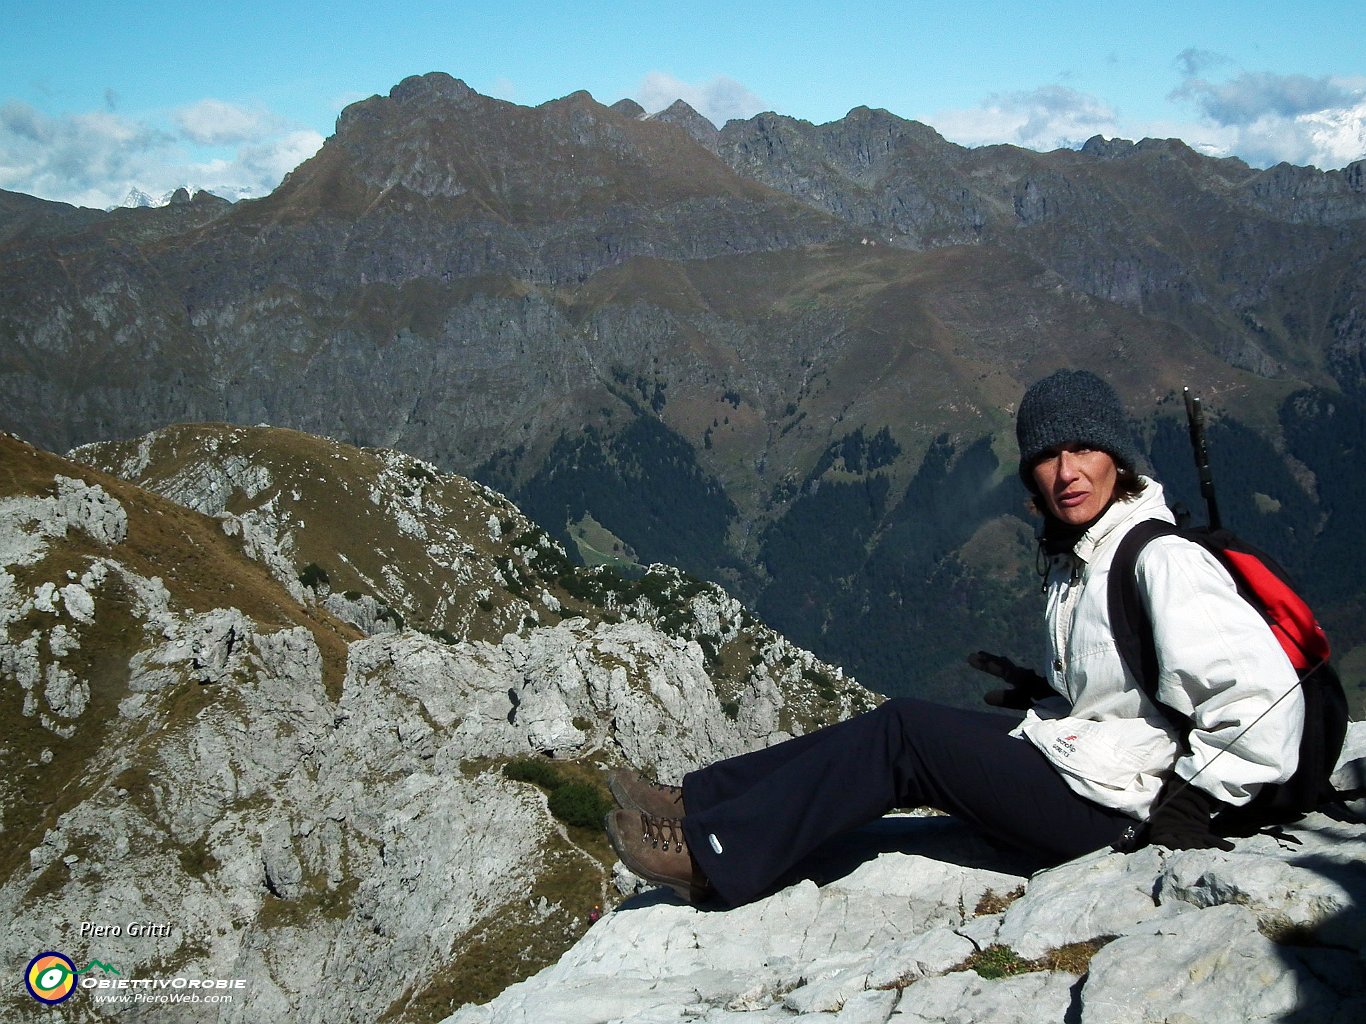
[0,427,875,1022]
[444,729,1366,1024]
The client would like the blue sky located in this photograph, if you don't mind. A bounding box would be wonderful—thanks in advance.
[4,1,1364,209]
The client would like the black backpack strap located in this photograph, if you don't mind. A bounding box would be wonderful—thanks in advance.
[1107,518,1191,734]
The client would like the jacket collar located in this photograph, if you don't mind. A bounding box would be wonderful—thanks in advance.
[1046,477,1173,566]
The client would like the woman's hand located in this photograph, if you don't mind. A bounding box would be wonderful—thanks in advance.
[1144,781,1235,851]
[967,651,1052,709]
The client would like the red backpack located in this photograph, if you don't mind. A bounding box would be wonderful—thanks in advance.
[1109,518,1349,822]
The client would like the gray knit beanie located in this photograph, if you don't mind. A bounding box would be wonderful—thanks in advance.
[1016,369,1141,486]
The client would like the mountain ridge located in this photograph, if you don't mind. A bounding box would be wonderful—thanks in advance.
[1,70,1364,703]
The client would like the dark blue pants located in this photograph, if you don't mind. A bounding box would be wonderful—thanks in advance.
[681,698,1134,907]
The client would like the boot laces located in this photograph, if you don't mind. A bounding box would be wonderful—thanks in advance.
[632,774,683,805]
[639,813,687,853]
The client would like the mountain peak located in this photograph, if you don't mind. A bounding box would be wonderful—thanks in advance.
[1080,134,1136,159]
[389,71,480,105]
[536,89,617,121]
[110,184,234,212]
[647,99,720,148]
[610,98,647,120]
[117,187,157,209]
[265,73,826,240]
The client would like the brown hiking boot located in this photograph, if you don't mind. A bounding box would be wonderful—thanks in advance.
[605,809,711,903]
[607,769,686,818]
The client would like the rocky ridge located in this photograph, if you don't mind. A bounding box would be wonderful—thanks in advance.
[447,737,1366,1024]
[1,426,872,1023]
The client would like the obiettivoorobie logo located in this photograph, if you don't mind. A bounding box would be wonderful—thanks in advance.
[24,949,245,1006]
[25,952,78,1005]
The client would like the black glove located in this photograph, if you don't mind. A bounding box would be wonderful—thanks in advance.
[1144,780,1234,852]
[967,651,1052,710]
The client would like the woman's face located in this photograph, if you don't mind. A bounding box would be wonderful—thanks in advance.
[1031,444,1119,526]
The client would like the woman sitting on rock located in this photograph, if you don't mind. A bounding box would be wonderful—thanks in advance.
[605,369,1305,908]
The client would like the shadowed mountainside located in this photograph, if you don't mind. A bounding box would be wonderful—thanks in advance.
[2,71,1364,703]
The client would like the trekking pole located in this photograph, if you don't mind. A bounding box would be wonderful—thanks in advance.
[1184,387,1221,531]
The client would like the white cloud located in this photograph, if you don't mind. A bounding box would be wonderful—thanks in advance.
[1193,102,1366,169]
[0,98,323,209]
[174,98,281,146]
[1173,71,1363,127]
[925,64,1366,170]
[0,102,171,207]
[1298,99,1366,167]
[236,128,326,187]
[634,72,767,127]
[932,86,1120,152]
[1170,67,1366,168]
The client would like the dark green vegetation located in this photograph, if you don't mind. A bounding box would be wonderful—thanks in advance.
[500,417,1040,706]
[509,417,740,583]
[951,939,1117,981]
[503,757,614,829]
[504,384,1366,709]
[754,433,1034,705]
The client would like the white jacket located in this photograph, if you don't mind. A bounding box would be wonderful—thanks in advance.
[1012,478,1304,818]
